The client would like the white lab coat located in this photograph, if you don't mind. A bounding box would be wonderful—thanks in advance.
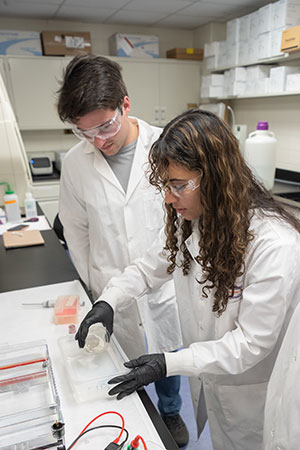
[101,212,300,450]
[263,302,300,450]
[59,117,182,359]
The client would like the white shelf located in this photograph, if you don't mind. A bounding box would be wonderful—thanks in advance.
[210,52,300,74]
[214,90,300,100]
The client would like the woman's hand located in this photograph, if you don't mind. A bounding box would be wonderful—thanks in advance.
[108,353,166,400]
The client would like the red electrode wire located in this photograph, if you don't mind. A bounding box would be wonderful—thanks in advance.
[0,357,47,370]
[130,435,148,450]
[68,411,125,450]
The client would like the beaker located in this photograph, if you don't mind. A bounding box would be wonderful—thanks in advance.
[84,323,110,353]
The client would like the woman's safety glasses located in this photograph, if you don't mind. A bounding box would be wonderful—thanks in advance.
[72,108,122,142]
[162,176,200,198]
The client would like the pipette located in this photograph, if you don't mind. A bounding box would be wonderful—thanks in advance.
[22,299,85,308]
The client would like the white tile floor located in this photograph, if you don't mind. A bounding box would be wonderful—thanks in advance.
[145,376,213,450]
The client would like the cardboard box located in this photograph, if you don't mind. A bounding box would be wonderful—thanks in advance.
[286,72,300,90]
[281,25,300,52]
[166,48,203,61]
[0,30,42,55]
[258,32,272,60]
[109,33,159,58]
[271,27,285,57]
[226,18,240,44]
[271,0,300,31]
[270,65,300,91]
[41,31,92,56]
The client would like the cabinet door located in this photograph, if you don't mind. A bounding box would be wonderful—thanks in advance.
[159,61,201,126]
[118,59,160,126]
[7,57,66,130]
[38,199,59,227]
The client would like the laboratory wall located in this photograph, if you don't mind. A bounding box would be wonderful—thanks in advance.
[0,16,202,156]
[0,17,195,59]
[233,96,300,172]
[200,22,300,173]
[1,17,299,172]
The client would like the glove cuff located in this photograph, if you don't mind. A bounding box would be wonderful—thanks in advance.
[93,300,114,314]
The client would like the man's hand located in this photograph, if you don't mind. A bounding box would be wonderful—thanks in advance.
[75,300,114,348]
[108,353,166,400]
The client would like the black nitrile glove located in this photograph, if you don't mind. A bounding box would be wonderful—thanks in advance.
[108,353,166,400]
[75,300,114,348]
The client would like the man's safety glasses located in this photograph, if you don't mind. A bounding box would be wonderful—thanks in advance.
[162,176,200,198]
[72,108,122,142]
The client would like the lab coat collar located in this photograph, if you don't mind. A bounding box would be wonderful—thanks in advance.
[125,117,158,202]
[184,221,201,260]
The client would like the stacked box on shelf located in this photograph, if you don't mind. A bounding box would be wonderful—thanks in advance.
[226,18,240,67]
[269,65,300,91]
[224,67,247,96]
[201,74,224,98]
[204,41,225,70]
[220,0,300,67]
[258,0,300,60]
[286,72,300,90]
[245,65,273,94]
[272,0,300,30]
[257,4,273,60]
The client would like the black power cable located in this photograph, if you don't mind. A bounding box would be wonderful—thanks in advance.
[67,424,129,450]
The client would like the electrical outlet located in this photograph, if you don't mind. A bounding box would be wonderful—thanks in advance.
[154,106,160,122]
[160,106,166,122]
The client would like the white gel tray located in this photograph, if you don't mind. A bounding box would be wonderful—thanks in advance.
[58,334,128,402]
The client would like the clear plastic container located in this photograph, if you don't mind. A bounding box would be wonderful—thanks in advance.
[84,323,110,353]
[58,334,128,403]
[0,340,63,450]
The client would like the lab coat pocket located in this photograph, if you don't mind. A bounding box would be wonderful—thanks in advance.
[143,193,164,232]
[215,296,242,339]
[217,382,268,433]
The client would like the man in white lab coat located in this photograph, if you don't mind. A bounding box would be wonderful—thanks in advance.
[57,54,188,447]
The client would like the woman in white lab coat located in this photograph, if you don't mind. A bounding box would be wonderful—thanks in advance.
[102,109,300,450]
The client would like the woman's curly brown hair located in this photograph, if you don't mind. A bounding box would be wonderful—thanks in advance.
[149,109,300,316]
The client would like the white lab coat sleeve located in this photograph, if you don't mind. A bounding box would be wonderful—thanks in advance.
[99,229,172,311]
[59,163,90,288]
[165,236,300,377]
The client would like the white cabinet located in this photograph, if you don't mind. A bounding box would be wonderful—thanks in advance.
[4,56,67,130]
[1,55,201,130]
[32,181,60,226]
[38,199,59,227]
[159,61,200,125]
[119,58,201,126]
[119,59,160,125]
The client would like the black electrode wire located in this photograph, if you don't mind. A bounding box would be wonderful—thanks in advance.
[66,425,129,450]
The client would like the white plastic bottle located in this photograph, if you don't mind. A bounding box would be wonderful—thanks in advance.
[24,192,37,218]
[4,188,21,222]
[244,121,277,191]
[0,207,6,224]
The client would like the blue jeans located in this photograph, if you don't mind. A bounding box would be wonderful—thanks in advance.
[155,375,182,416]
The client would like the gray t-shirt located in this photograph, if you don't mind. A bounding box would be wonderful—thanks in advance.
[103,139,137,193]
